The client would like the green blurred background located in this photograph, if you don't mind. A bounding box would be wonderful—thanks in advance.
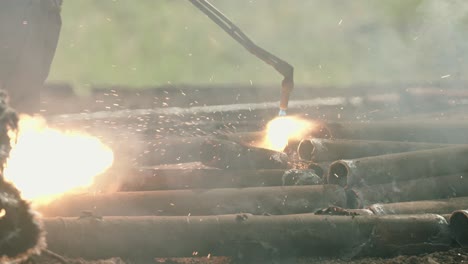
[48,0,468,92]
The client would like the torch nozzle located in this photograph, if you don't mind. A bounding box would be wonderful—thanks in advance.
[279,76,293,116]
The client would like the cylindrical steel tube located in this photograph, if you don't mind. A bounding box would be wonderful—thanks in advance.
[38,185,346,217]
[328,146,468,187]
[115,168,288,191]
[200,139,289,170]
[43,214,450,260]
[368,197,468,215]
[323,121,468,144]
[298,138,449,162]
[347,174,468,208]
[314,207,375,216]
[139,132,265,166]
[449,210,468,247]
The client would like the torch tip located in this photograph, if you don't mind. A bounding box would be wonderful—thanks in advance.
[278,109,287,116]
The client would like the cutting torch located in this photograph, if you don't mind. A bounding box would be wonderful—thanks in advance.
[188,0,294,116]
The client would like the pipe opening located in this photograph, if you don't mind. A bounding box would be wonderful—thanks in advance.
[297,140,314,161]
[328,161,348,186]
[450,210,468,247]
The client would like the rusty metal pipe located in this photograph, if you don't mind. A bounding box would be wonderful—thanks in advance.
[328,146,468,187]
[368,197,468,215]
[113,168,288,191]
[140,132,266,166]
[347,174,468,208]
[143,128,319,166]
[323,121,468,144]
[38,185,346,217]
[314,207,375,216]
[449,210,468,247]
[200,139,289,170]
[42,213,450,260]
[298,138,449,162]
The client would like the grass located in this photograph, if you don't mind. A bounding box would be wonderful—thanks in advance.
[48,0,468,92]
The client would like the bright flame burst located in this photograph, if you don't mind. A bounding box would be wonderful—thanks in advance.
[260,116,316,152]
[3,115,114,205]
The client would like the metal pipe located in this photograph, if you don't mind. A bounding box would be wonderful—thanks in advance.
[38,185,346,217]
[368,197,468,215]
[42,213,450,260]
[314,207,375,216]
[213,130,315,152]
[112,168,288,191]
[316,207,455,221]
[327,146,468,187]
[323,121,468,144]
[139,132,266,166]
[449,210,468,247]
[200,139,289,170]
[347,174,468,208]
[298,138,449,162]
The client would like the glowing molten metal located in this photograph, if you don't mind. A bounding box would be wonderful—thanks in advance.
[260,116,316,152]
[3,115,114,205]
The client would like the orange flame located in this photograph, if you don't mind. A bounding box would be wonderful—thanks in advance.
[3,115,114,205]
[259,116,316,151]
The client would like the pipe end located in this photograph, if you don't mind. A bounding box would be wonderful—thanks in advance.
[328,161,349,187]
[298,139,315,161]
[450,210,468,247]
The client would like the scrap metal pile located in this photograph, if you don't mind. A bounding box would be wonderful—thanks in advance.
[32,86,468,263]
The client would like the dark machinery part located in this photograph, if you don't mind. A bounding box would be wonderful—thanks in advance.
[188,0,294,115]
[0,0,62,114]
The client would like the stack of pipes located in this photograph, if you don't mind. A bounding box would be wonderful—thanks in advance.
[296,121,468,248]
[38,120,468,261]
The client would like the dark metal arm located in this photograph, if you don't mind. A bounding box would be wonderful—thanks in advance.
[188,0,294,113]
